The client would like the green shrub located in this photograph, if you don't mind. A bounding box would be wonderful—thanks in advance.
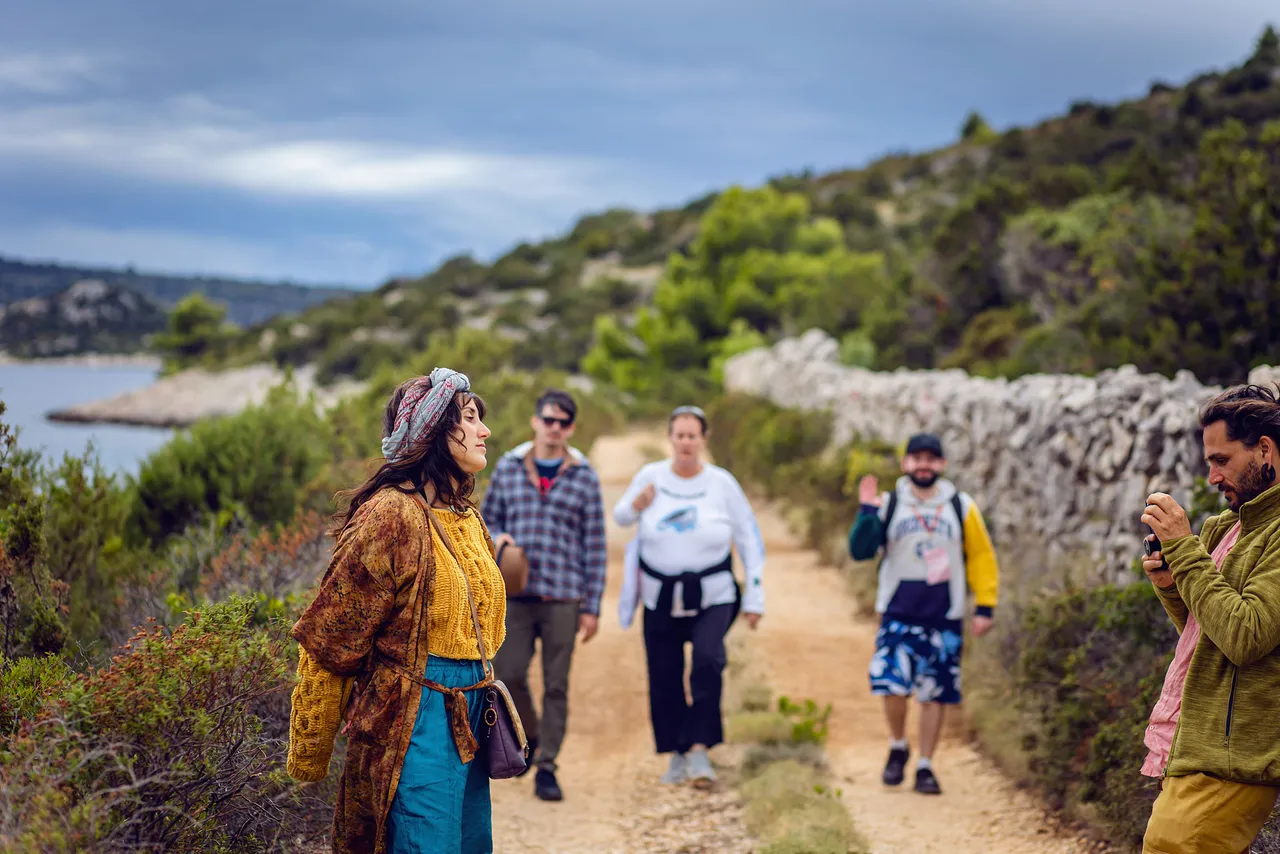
[0,654,74,735]
[1,404,65,660]
[704,393,833,495]
[1010,581,1176,801]
[128,383,334,545]
[151,293,236,375]
[584,184,889,396]
[0,598,330,852]
[38,448,144,655]
[314,336,405,384]
[961,580,1178,849]
[728,696,832,747]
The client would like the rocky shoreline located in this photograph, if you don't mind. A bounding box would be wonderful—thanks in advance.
[46,363,367,428]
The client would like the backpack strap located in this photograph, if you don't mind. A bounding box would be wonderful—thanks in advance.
[881,490,898,547]
[952,492,967,556]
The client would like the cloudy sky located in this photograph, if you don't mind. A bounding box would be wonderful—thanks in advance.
[0,1,1274,288]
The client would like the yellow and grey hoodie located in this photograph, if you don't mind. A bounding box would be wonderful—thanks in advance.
[848,476,999,630]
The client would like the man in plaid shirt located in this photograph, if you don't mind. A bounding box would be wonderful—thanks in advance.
[482,388,607,802]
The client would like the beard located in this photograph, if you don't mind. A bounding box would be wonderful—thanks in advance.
[909,471,939,489]
[1225,459,1272,511]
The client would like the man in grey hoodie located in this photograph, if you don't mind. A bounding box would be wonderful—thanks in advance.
[848,432,999,795]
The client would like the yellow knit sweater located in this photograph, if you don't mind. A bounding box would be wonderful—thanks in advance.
[427,508,506,660]
[286,508,506,783]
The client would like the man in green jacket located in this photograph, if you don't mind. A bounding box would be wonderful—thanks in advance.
[1140,383,1280,853]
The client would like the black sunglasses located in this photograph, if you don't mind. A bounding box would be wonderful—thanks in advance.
[540,415,573,428]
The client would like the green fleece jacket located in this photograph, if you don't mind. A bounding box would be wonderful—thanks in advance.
[1156,481,1280,784]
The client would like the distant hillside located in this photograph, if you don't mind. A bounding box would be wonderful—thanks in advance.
[0,279,168,358]
[208,25,1280,390]
[0,256,360,329]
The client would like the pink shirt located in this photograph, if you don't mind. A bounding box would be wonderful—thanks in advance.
[1141,521,1243,777]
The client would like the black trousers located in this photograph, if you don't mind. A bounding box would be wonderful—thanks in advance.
[641,602,736,755]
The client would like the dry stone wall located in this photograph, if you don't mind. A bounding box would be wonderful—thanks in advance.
[722,329,1277,584]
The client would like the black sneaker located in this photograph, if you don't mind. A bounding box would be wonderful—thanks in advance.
[914,766,942,795]
[534,768,563,802]
[516,736,538,778]
[882,744,910,786]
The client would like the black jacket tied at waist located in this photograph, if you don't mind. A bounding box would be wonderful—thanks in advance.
[640,552,737,616]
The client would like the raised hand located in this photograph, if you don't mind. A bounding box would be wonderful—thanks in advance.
[858,474,882,507]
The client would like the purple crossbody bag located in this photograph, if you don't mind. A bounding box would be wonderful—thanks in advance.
[423,504,531,779]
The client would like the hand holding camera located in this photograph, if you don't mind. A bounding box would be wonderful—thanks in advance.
[1142,532,1174,590]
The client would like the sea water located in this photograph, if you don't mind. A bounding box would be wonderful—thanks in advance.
[0,362,175,477]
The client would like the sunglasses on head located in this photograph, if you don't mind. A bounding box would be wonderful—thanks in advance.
[540,415,573,428]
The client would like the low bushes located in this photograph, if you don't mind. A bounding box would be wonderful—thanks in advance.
[129,384,335,546]
[963,579,1177,848]
[0,597,330,853]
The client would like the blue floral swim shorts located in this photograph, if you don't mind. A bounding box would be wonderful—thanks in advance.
[868,619,963,705]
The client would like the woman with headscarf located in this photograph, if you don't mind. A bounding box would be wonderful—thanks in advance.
[614,404,767,789]
[286,368,513,854]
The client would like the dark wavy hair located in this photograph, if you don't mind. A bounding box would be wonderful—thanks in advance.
[1199,382,1280,448]
[331,376,487,536]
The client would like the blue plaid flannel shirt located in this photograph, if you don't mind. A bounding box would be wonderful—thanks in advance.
[480,449,608,615]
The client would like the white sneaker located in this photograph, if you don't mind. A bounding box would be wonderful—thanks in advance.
[661,752,688,784]
[686,749,717,788]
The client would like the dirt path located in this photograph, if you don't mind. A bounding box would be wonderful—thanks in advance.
[491,430,1096,853]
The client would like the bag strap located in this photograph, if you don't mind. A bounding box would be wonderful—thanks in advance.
[410,490,493,680]
[951,493,967,556]
[882,490,897,547]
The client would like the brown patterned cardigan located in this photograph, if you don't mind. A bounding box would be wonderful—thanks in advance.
[287,484,503,854]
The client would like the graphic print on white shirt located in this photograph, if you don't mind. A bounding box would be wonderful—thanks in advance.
[657,505,699,533]
[613,461,766,619]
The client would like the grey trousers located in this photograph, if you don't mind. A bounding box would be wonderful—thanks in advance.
[491,599,580,773]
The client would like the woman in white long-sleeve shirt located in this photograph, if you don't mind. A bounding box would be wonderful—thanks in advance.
[614,404,766,788]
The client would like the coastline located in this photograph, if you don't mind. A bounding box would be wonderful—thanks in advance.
[44,362,367,429]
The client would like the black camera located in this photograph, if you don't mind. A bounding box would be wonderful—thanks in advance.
[1144,533,1162,556]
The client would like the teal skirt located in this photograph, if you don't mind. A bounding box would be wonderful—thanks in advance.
[387,655,491,854]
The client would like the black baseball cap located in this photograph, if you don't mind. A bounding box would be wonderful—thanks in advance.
[905,432,945,458]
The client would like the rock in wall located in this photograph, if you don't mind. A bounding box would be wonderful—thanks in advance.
[722,329,1277,584]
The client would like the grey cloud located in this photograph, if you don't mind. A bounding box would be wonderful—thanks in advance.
[0,0,1275,285]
